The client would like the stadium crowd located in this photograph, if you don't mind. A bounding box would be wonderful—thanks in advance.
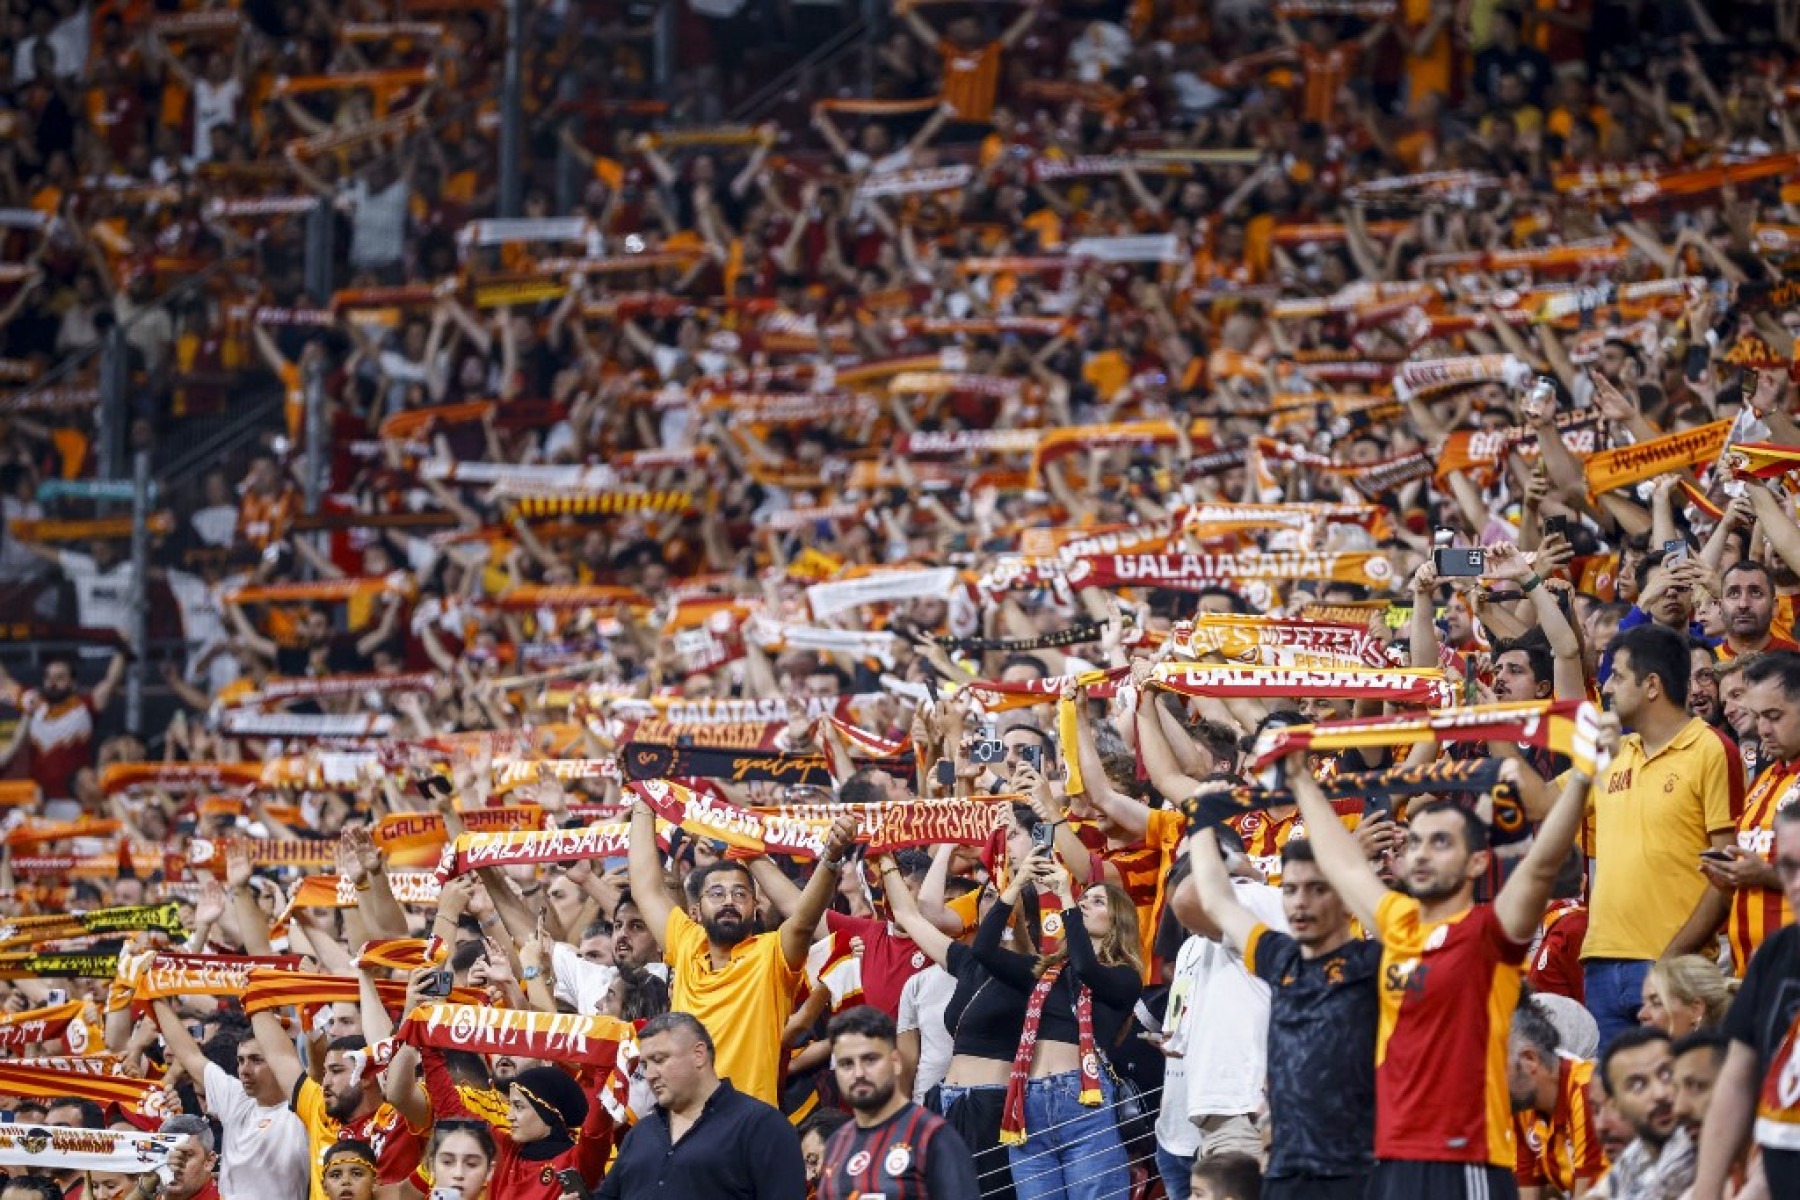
[0,0,1797,1197]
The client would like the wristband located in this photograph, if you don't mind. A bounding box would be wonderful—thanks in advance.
[353,879,373,893]
[1520,574,1542,594]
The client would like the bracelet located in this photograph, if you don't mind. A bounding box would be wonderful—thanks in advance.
[1520,574,1542,594]
[353,879,373,893]
[821,855,848,872]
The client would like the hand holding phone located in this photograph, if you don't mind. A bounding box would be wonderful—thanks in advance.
[556,1168,595,1200]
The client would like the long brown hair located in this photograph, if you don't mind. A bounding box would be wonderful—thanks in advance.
[1032,883,1144,981]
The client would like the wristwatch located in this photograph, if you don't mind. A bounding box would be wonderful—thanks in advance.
[821,854,848,872]
[521,965,543,982]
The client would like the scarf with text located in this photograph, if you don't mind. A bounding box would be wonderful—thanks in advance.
[1180,758,1511,830]
[1245,699,1589,770]
[0,904,187,951]
[1169,616,1391,667]
[0,1125,183,1170]
[240,970,487,1018]
[391,1004,629,1071]
[1148,663,1454,706]
[0,1001,104,1054]
[1584,420,1734,495]
[627,780,1012,858]
[119,951,303,1006]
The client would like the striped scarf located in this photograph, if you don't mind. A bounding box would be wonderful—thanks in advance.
[999,895,1101,1146]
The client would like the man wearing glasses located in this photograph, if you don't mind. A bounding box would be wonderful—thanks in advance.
[629,797,859,1106]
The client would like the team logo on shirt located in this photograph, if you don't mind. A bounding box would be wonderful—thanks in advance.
[1664,774,1677,793]
[884,1144,913,1176]
[847,1150,873,1176]
[539,1167,557,1186]
[1041,913,1064,937]
[911,951,926,969]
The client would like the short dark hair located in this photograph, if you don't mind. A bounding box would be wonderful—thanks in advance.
[45,1097,104,1128]
[1408,799,1491,854]
[839,768,889,806]
[1608,624,1692,707]
[1743,651,1800,702]
[1724,559,1776,590]
[1,1178,65,1200]
[1600,1026,1672,1097]
[688,860,754,902]
[797,1107,851,1148]
[1671,1028,1730,1066]
[826,1005,897,1050]
[1498,640,1553,689]
[639,1011,715,1056]
[1279,838,1317,869]
[328,1035,368,1055]
[999,653,1051,680]
[1190,1152,1261,1199]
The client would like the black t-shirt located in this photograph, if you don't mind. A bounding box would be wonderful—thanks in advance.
[1726,924,1800,1189]
[942,941,1025,1063]
[817,1102,979,1200]
[1249,928,1382,1180]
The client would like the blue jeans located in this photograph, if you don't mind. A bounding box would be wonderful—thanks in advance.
[1585,958,1651,1053]
[1006,1070,1130,1200]
[1155,1144,1194,1200]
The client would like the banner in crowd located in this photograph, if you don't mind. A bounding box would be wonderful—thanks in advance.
[393,1003,630,1069]
[0,1126,183,1171]
[627,779,1010,859]
[1246,699,1588,769]
[1584,420,1734,495]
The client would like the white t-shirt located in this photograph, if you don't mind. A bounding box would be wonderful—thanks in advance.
[192,77,242,162]
[1177,880,1288,1120]
[56,549,133,638]
[550,941,669,1015]
[203,1061,311,1200]
[190,504,238,548]
[896,964,956,1104]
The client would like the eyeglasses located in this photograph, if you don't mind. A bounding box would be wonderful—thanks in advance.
[702,886,755,903]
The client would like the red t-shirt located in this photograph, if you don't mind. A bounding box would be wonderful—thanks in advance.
[822,912,933,1018]
[29,694,95,800]
[1373,893,1529,1167]
[1527,900,1588,1004]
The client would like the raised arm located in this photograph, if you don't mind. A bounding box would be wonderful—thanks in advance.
[875,852,955,966]
[627,798,678,948]
[1493,753,1593,944]
[1283,750,1390,928]
[779,817,858,968]
[250,1008,305,1099]
[1184,828,1262,951]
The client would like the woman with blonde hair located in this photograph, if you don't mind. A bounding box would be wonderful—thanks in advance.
[1639,954,1735,1037]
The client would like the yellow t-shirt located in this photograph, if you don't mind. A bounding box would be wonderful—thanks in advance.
[1580,718,1740,961]
[664,908,801,1107]
[292,1076,420,1200]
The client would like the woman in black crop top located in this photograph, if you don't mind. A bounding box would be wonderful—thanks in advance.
[881,847,1023,1200]
[972,845,1143,1200]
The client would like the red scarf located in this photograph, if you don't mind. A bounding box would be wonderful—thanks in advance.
[998,894,1102,1146]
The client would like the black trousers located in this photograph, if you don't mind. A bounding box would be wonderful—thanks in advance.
[926,1083,1015,1200]
[1264,1174,1370,1200]
[1365,1161,1519,1200]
